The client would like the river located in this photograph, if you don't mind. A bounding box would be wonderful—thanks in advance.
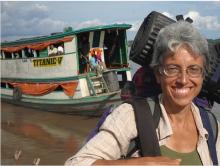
[1,60,140,165]
[1,102,99,165]
[1,100,220,165]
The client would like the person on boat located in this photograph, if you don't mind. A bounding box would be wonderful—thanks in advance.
[79,35,90,72]
[14,52,20,58]
[79,54,89,73]
[89,52,97,68]
[48,44,58,56]
[57,45,64,55]
[24,47,34,57]
[89,52,100,75]
[65,21,220,165]
[95,48,106,71]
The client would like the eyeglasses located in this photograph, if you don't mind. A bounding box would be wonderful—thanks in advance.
[159,64,204,78]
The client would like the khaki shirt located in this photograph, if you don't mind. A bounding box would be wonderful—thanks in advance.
[65,96,220,166]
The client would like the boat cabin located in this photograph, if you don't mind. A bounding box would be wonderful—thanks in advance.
[1,24,131,80]
[1,24,132,103]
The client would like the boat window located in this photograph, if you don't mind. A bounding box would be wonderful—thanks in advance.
[4,52,12,59]
[24,47,34,58]
[1,37,72,59]
[48,42,64,56]
[92,31,101,47]
[15,50,22,58]
[36,50,40,57]
[1,82,6,88]
[0,51,2,59]
[37,48,47,58]
[8,84,13,89]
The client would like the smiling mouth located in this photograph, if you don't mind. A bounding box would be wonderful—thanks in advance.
[172,87,191,97]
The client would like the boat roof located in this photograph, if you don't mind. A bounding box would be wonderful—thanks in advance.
[1,24,132,47]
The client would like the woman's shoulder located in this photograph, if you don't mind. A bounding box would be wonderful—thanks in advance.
[104,103,135,124]
[113,102,135,114]
[100,102,137,138]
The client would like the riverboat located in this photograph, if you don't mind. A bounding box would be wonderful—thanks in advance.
[1,24,132,116]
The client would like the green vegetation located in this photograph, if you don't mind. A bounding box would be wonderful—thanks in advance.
[63,26,73,33]
[207,38,220,44]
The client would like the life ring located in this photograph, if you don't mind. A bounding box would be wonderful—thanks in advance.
[13,87,22,101]
[129,11,175,66]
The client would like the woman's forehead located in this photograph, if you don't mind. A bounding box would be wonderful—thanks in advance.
[163,47,204,65]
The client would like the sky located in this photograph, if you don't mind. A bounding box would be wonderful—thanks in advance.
[1,1,220,42]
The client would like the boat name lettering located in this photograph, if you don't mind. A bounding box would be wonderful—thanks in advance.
[33,56,63,67]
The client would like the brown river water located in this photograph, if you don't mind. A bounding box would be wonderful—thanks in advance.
[1,101,99,165]
[1,100,220,166]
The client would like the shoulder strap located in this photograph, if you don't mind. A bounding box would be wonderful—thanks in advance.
[125,97,161,157]
[149,97,161,128]
[199,107,218,165]
[207,111,218,143]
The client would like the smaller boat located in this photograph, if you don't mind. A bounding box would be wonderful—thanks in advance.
[1,24,132,116]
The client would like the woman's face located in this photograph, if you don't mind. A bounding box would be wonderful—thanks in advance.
[155,46,204,109]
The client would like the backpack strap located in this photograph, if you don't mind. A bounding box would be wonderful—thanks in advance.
[199,107,218,165]
[86,104,117,142]
[207,111,218,144]
[125,97,161,157]
[151,97,161,128]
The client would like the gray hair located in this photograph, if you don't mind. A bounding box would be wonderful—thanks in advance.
[150,21,210,74]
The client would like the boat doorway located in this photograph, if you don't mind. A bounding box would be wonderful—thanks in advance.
[104,29,128,69]
[77,33,90,74]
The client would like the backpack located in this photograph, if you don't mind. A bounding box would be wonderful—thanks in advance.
[86,96,218,165]
[132,66,161,97]
[200,42,220,104]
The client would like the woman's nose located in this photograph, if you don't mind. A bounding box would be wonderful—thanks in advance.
[176,70,188,85]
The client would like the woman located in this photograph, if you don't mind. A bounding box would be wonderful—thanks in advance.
[65,21,220,165]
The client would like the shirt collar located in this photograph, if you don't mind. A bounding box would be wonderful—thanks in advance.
[157,94,208,141]
[157,94,173,140]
